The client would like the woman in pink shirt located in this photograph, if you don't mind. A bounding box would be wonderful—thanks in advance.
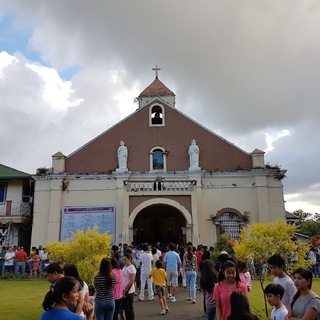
[30,252,40,278]
[111,257,123,320]
[214,259,248,320]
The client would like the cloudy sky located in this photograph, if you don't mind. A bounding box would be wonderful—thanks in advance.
[0,1,319,214]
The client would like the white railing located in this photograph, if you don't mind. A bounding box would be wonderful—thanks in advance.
[124,180,196,192]
[0,201,31,216]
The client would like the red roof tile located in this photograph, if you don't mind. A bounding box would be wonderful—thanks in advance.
[139,78,174,97]
[251,148,265,155]
[52,151,66,158]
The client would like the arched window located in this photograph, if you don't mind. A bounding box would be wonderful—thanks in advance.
[149,147,167,171]
[153,149,163,169]
[219,212,242,240]
[149,104,165,126]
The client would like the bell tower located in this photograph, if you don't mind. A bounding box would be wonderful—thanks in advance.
[137,66,176,109]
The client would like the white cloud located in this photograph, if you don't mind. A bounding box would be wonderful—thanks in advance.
[0,51,139,172]
[285,191,320,214]
[0,51,18,75]
[265,129,290,152]
[25,63,82,111]
[1,1,320,214]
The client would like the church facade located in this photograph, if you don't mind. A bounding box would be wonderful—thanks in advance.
[31,73,287,247]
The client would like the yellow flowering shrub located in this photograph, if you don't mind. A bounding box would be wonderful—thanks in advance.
[234,221,312,273]
[46,228,112,284]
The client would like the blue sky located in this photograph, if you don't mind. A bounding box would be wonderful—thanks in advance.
[0,14,41,62]
[0,12,80,80]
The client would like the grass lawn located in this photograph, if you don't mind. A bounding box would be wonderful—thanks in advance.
[0,279,320,320]
[0,279,48,320]
[250,279,273,319]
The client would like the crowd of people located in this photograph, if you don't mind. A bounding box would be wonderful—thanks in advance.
[0,245,49,277]
[1,241,320,320]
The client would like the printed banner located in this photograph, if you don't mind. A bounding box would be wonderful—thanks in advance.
[61,206,115,242]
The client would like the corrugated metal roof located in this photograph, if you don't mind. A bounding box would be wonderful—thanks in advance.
[0,164,31,180]
[285,211,299,219]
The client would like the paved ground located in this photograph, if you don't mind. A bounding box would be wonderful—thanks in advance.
[134,286,205,320]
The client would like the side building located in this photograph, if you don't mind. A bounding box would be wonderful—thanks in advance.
[0,164,34,249]
[31,74,287,247]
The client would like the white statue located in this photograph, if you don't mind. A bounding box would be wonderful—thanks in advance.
[118,140,128,169]
[188,139,199,168]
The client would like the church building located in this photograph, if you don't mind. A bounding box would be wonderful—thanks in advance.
[31,69,287,247]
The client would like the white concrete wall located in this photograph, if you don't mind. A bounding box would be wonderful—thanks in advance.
[31,170,286,248]
[31,176,119,247]
[6,181,23,202]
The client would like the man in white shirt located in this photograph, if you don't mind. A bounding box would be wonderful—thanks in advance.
[4,246,15,274]
[155,244,162,258]
[39,247,49,275]
[139,244,154,301]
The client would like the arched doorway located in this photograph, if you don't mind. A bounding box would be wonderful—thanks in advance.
[133,204,186,244]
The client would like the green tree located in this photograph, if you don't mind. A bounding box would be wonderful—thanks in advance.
[210,234,235,261]
[234,221,311,317]
[214,234,232,253]
[46,228,112,284]
[292,209,312,222]
[297,220,320,237]
[313,213,320,223]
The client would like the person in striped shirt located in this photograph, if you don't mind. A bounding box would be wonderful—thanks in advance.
[94,258,116,320]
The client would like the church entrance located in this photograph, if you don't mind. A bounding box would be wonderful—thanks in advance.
[132,204,186,244]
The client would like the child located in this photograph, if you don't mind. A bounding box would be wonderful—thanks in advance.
[200,259,218,320]
[244,268,252,292]
[86,284,95,320]
[149,260,169,315]
[30,251,40,278]
[237,260,251,292]
[264,283,288,320]
[88,284,95,306]
[227,291,258,320]
[214,259,248,320]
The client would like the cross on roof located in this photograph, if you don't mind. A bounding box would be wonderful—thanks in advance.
[152,65,161,79]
